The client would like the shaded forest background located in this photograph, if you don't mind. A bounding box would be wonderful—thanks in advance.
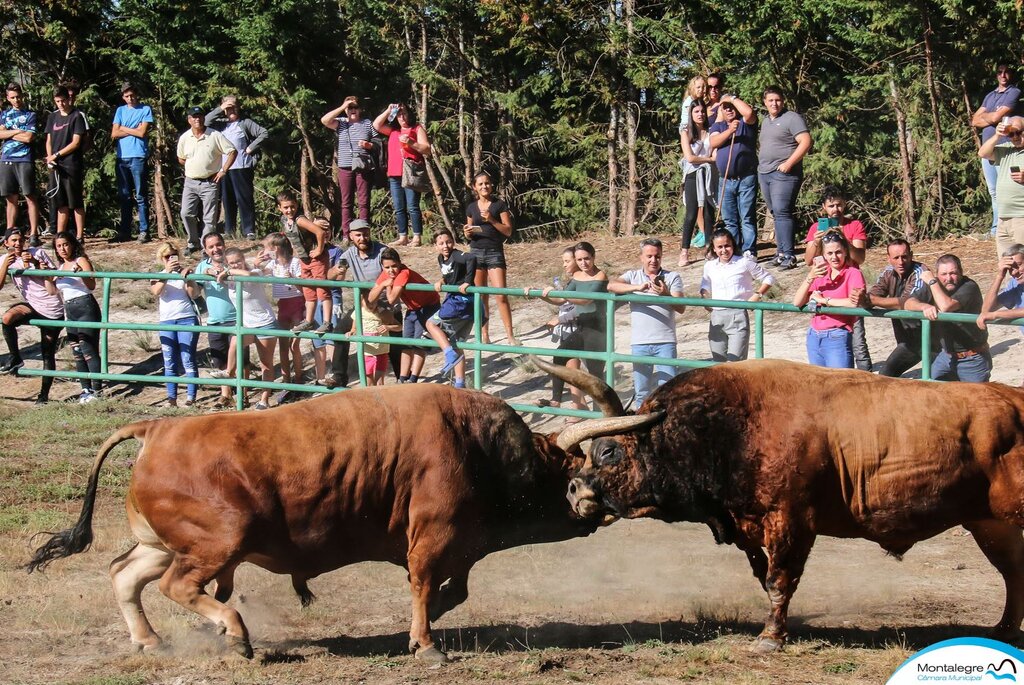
[0,0,1018,243]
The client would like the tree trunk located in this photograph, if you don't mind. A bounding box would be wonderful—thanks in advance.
[889,77,917,241]
[607,103,620,235]
[458,27,472,190]
[622,0,637,236]
[152,90,175,238]
[300,147,312,219]
[922,14,944,232]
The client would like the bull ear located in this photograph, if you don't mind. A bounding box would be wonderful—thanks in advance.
[530,356,624,417]
[556,412,666,453]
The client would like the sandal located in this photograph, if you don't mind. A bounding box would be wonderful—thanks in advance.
[535,399,561,408]
[389,236,410,247]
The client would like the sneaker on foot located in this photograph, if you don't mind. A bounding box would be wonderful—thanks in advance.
[315,321,333,335]
[185,243,199,256]
[292,320,316,333]
[0,359,24,375]
[29,235,41,247]
[137,232,151,244]
[779,255,799,270]
[245,232,257,241]
[441,348,465,374]
[78,390,96,404]
[253,401,269,410]
[208,368,231,379]
[184,397,195,407]
[743,250,755,261]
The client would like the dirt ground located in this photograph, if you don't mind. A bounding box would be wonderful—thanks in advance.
[0,229,1020,684]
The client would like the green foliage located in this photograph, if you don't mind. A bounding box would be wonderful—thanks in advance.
[0,0,1019,240]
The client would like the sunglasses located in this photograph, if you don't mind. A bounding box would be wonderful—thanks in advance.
[821,231,845,244]
[707,84,721,90]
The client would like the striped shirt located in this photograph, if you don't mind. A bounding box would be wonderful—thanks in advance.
[334,119,374,170]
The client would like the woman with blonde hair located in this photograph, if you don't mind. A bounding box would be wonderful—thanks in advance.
[677,75,707,145]
[150,241,200,407]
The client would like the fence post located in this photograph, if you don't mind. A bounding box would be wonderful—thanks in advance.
[754,307,764,359]
[920,318,932,381]
[604,298,615,386]
[352,284,367,387]
[472,290,483,390]
[234,280,245,410]
[100,277,111,374]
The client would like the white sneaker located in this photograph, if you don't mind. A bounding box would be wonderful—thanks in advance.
[79,390,97,404]
[208,369,231,379]
[743,250,755,261]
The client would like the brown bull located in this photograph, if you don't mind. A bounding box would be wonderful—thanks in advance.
[26,383,650,661]
[546,358,1024,651]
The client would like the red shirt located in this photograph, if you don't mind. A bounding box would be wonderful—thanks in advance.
[805,218,867,244]
[377,266,440,311]
[809,264,865,332]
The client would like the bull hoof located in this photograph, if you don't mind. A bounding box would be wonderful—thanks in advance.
[225,634,254,659]
[751,636,785,653]
[134,640,166,655]
[415,644,448,664]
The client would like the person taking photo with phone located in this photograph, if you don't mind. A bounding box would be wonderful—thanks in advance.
[793,230,865,369]
[979,115,1024,257]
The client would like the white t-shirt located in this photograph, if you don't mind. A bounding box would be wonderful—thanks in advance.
[157,279,196,321]
[265,258,303,300]
[238,271,277,328]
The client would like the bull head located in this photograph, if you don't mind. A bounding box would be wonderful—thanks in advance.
[531,357,665,521]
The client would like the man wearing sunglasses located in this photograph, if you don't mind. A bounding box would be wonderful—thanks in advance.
[979,114,1024,258]
[972,64,1021,240]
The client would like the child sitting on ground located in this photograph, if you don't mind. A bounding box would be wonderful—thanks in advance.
[367,247,440,383]
[276,191,333,335]
[350,291,400,385]
[257,233,304,385]
[424,229,476,389]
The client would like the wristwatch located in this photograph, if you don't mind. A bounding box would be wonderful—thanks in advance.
[926,278,938,286]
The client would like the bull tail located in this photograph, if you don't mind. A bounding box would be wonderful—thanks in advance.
[25,422,151,573]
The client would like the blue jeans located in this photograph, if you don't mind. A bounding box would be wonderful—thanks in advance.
[806,328,853,369]
[116,157,149,237]
[631,342,678,407]
[930,350,992,383]
[758,170,803,258]
[389,177,423,237]
[720,174,758,255]
[982,157,999,235]
[223,167,256,237]
[160,316,198,399]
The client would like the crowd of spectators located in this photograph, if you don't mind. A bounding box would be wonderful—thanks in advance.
[0,68,1022,411]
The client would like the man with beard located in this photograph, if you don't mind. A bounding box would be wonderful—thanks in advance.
[905,254,990,382]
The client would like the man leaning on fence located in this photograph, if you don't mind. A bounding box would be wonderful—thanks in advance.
[977,244,1024,353]
[607,238,685,407]
[904,254,991,383]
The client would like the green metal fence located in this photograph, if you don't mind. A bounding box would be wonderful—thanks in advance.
[10,266,1023,417]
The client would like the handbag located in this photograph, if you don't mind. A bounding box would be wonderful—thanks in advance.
[346,127,376,173]
[401,157,431,193]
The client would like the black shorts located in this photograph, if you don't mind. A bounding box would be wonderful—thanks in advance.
[470,246,507,270]
[50,168,84,210]
[207,329,232,368]
[0,161,35,196]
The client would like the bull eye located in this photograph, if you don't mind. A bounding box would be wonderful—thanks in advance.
[595,445,620,467]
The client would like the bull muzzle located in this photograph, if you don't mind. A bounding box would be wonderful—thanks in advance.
[567,477,601,518]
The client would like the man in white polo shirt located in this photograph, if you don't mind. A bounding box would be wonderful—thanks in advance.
[177,106,236,255]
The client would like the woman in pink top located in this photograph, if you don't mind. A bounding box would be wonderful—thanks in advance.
[373,103,432,247]
[792,230,865,368]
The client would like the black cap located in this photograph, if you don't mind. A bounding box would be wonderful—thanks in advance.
[3,228,23,242]
[186,106,204,117]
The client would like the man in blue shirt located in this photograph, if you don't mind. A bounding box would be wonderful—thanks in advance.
[709,97,759,259]
[978,243,1024,339]
[0,83,41,246]
[972,63,1022,237]
[111,82,154,243]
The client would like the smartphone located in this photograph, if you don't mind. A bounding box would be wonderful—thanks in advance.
[338,258,349,269]
[1013,166,1021,173]
[813,255,826,268]
[817,217,829,231]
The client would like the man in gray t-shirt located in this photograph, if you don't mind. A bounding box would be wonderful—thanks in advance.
[757,86,812,270]
[607,238,686,407]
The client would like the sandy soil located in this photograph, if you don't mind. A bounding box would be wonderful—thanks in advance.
[0,230,1019,684]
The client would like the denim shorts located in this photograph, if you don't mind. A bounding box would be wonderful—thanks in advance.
[470,246,507,270]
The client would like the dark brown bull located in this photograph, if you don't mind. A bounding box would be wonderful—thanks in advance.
[26,383,651,661]
[545,358,1024,651]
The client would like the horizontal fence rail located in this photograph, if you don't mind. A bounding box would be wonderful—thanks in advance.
[9,267,1024,415]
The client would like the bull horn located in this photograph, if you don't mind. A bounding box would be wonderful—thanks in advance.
[530,356,624,417]
[556,412,665,452]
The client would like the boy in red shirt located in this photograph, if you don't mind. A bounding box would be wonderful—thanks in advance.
[368,247,440,383]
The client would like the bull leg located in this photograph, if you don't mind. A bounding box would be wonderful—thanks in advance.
[212,564,238,603]
[733,535,769,591]
[158,557,253,658]
[430,566,472,622]
[756,521,815,653]
[963,519,1024,642]
[108,543,174,652]
[407,549,448,664]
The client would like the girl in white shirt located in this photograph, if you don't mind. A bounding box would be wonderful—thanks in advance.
[218,247,280,410]
[699,229,776,362]
[257,233,304,384]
